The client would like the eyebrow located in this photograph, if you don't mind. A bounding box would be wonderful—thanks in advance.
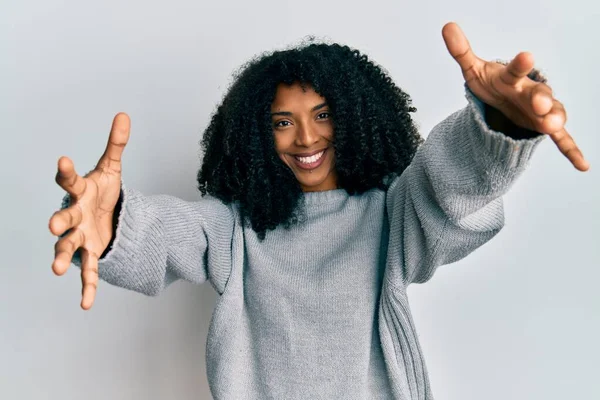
[270,102,328,117]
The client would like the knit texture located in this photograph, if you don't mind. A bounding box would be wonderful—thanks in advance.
[60,86,546,399]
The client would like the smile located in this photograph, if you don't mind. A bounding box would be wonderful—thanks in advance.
[292,148,328,170]
[295,150,325,164]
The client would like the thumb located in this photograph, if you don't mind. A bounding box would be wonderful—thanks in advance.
[442,22,482,78]
[98,112,130,170]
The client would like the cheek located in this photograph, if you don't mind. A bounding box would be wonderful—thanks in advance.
[321,124,334,142]
[278,153,289,166]
[273,133,286,151]
[273,135,291,165]
[273,130,298,152]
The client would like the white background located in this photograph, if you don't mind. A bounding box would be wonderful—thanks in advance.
[2,0,598,399]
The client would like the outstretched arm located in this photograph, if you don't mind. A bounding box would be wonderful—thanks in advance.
[385,22,588,288]
[51,113,236,306]
[442,22,588,171]
[60,186,236,297]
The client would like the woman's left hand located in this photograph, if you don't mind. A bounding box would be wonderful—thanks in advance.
[442,22,589,172]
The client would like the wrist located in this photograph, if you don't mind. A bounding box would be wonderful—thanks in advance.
[484,103,542,140]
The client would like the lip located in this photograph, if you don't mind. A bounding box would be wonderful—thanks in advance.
[291,148,328,170]
[293,148,327,157]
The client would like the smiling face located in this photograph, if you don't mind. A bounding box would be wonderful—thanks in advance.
[271,82,338,192]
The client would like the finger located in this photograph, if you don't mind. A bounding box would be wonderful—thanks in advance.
[499,52,535,87]
[55,156,87,198]
[442,22,483,81]
[97,112,130,172]
[538,101,567,134]
[529,83,554,117]
[531,100,567,135]
[53,228,85,275]
[547,127,590,172]
[80,248,99,310]
[49,203,83,237]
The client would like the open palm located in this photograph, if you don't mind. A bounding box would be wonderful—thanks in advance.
[442,22,589,172]
[49,113,131,310]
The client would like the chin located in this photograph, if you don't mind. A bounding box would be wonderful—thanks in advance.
[299,179,328,191]
[298,170,337,192]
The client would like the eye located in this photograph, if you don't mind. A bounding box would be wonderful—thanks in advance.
[274,120,291,128]
[317,112,331,120]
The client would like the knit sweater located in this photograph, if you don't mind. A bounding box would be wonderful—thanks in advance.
[61,87,546,399]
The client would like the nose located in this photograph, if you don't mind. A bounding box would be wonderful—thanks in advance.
[294,123,319,147]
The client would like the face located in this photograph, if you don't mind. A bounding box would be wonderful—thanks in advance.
[270,83,338,192]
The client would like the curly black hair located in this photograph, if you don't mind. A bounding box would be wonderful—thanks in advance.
[197,41,424,240]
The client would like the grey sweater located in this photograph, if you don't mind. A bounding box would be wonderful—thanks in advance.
[62,87,545,399]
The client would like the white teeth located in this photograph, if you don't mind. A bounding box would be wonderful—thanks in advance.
[295,150,325,164]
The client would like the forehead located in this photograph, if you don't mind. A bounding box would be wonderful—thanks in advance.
[270,82,327,111]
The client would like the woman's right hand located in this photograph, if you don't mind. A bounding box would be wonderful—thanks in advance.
[49,113,131,310]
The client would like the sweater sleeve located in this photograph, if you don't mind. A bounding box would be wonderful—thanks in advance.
[59,183,236,296]
[385,85,547,287]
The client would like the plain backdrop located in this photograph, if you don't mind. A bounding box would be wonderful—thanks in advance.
[1,0,598,399]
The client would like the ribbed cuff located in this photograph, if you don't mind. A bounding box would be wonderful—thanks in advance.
[464,85,546,171]
[95,183,134,266]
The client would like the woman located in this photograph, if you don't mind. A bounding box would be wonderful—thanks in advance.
[48,22,588,399]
